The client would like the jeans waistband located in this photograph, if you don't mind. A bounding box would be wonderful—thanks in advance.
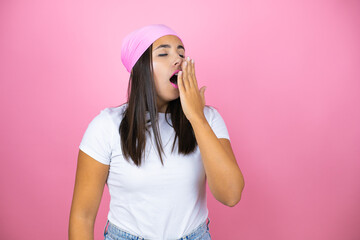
[103,217,211,240]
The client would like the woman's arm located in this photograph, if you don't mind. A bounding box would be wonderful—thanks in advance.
[176,57,245,207]
[68,150,110,240]
[191,118,245,207]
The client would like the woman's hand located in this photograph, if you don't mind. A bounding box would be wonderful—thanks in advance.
[177,56,207,124]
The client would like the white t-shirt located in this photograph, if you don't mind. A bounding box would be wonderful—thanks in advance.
[79,103,230,240]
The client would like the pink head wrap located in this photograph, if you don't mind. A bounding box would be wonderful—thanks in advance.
[121,24,183,73]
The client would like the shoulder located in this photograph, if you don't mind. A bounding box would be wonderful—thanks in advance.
[203,105,223,123]
[203,104,231,141]
[104,102,128,117]
[102,102,128,128]
[83,103,127,134]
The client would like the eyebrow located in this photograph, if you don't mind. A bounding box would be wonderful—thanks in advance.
[154,44,185,51]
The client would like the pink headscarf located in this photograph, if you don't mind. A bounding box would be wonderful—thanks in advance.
[121,24,183,73]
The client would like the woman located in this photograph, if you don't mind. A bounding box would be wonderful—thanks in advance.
[69,24,245,240]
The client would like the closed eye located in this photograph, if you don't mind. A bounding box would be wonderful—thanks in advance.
[159,54,185,58]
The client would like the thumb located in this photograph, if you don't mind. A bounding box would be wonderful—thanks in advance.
[200,86,207,104]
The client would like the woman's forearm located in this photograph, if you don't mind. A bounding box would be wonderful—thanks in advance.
[68,216,94,240]
[190,116,244,207]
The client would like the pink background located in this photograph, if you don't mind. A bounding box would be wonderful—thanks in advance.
[1,0,359,239]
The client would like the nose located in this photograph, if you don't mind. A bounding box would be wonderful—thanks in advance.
[174,55,183,68]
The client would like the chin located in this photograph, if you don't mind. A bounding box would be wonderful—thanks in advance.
[167,92,180,101]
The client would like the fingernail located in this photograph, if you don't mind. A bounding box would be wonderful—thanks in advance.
[191,59,194,63]
[187,56,190,61]
[184,61,187,66]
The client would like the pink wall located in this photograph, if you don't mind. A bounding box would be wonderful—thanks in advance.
[1,0,359,239]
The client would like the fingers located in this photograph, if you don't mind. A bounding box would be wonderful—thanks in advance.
[186,57,194,89]
[177,69,184,92]
[182,60,190,90]
[181,56,197,90]
[190,59,198,88]
[189,58,195,76]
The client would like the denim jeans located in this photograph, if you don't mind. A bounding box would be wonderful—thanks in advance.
[103,217,212,240]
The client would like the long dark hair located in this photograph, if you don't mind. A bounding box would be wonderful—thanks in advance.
[118,44,203,167]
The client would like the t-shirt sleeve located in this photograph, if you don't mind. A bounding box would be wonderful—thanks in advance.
[79,109,113,165]
[206,106,231,142]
